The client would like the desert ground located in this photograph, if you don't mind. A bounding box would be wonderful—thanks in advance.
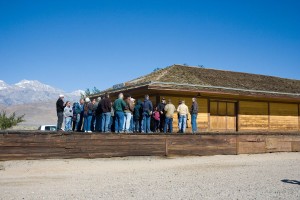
[0,153,299,200]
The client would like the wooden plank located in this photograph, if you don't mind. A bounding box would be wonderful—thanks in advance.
[239,101,269,131]
[167,135,237,156]
[269,103,298,131]
[1,133,300,161]
[298,104,300,131]
[238,142,266,154]
[265,137,292,152]
[291,141,300,151]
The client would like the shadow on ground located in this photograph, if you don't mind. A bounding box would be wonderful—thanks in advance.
[281,179,300,185]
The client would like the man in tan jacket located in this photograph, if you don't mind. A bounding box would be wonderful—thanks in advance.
[164,99,176,133]
[177,100,189,133]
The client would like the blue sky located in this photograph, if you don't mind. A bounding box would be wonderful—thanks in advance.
[0,0,299,92]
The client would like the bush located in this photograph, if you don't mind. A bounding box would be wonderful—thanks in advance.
[0,111,25,130]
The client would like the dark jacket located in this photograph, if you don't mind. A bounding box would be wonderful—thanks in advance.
[157,102,166,114]
[56,98,64,113]
[191,101,199,114]
[142,99,153,113]
[100,98,112,113]
[84,102,94,116]
[133,100,143,120]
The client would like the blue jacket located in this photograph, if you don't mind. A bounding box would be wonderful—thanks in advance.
[142,99,153,113]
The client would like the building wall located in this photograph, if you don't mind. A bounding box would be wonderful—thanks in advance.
[269,103,299,131]
[238,101,269,131]
[239,101,300,132]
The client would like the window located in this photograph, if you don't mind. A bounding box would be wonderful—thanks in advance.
[210,101,235,116]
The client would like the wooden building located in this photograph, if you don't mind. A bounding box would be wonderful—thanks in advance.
[91,65,300,133]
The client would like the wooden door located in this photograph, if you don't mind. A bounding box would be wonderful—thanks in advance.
[210,101,236,131]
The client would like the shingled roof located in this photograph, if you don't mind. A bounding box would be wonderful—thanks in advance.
[98,65,300,99]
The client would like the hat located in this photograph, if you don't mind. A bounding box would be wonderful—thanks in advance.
[85,97,90,102]
[59,94,64,98]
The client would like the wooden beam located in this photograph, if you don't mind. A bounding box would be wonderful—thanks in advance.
[298,104,300,131]
[236,101,239,132]
[208,98,211,131]
[268,102,271,131]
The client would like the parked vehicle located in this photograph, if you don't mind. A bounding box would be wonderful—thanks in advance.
[38,125,57,131]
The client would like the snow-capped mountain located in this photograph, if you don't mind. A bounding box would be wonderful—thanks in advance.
[0,80,10,90]
[0,80,83,105]
[15,80,62,92]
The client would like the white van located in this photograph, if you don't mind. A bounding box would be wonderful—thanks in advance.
[38,125,57,131]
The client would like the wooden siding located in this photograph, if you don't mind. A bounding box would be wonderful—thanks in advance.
[0,132,299,161]
[238,101,269,131]
[269,103,299,131]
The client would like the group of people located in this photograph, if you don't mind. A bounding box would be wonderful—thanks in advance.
[56,93,199,134]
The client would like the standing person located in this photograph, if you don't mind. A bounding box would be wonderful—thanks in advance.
[123,94,134,133]
[177,100,189,133]
[133,99,143,133]
[152,107,160,133]
[142,95,153,133]
[74,99,85,132]
[73,99,84,132]
[177,100,182,130]
[100,93,112,133]
[113,93,126,133]
[95,97,102,132]
[64,101,73,132]
[83,98,93,133]
[72,101,79,131]
[157,98,166,132]
[56,94,65,131]
[164,99,176,133]
[90,99,97,132]
[129,98,135,132]
[190,97,199,134]
[108,103,114,132]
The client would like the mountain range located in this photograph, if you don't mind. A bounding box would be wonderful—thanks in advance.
[0,80,83,106]
[0,80,84,129]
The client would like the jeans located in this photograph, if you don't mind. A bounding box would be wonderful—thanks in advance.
[95,114,102,132]
[108,116,114,132]
[91,115,96,131]
[101,112,111,132]
[115,111,124,133]
[191,113,198,132]
[142,112,151,133]
[164,117,173,133]
[178,115,187,133]
[123,112,132,132]
[76,113,83,132]
[64,117,72,131]
[134,119,140,132]
[129,117,134,132]
[84,115,92,132]
[57,112,63,130]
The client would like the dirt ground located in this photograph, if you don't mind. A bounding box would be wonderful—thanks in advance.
[0,152,299,200]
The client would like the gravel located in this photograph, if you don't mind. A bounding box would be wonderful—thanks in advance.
[0,152,299,200]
